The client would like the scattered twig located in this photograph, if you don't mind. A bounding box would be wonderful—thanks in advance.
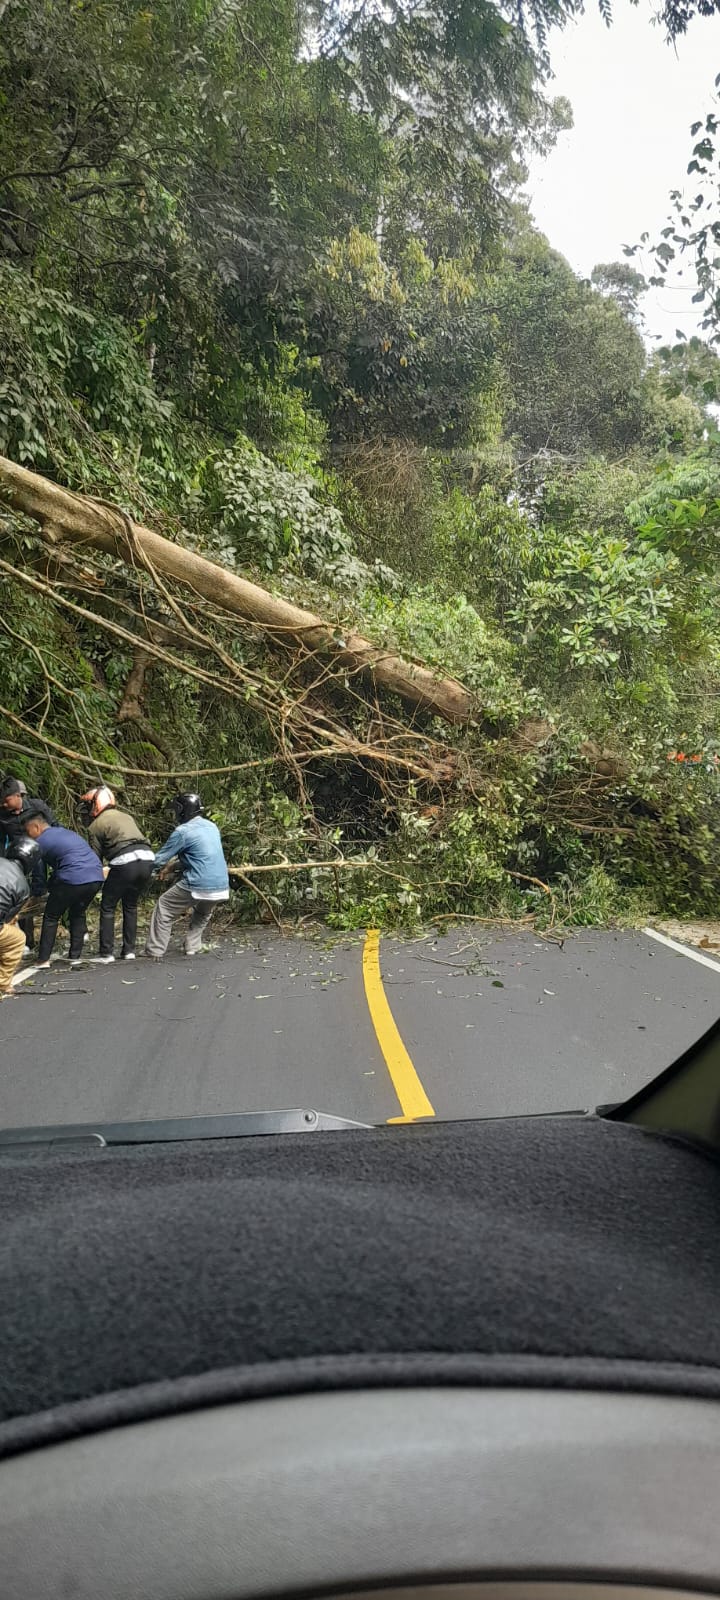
[232,868,284,931]
[507,869,558,929]
[21,987,90,996]
[507,870,553,896]
[429,913,535,926]
[411,952,481,968]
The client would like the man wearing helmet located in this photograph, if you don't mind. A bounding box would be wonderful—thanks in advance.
[145,793,229,960]
[80,786,155,963]
[0,838,37,997]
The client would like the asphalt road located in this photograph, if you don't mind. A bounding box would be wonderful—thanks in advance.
[1,924,719,1130]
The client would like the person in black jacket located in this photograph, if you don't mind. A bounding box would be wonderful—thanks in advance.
[0,777,55,852]
[0,777,28,853]
[0,777,55,953]
[0,840,35,997]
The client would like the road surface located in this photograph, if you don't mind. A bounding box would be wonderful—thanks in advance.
[1,923,719,1130]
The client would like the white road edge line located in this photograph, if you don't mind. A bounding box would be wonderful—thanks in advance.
[11,965,41,987]
[643,925,720,974]
[11,952,66,987]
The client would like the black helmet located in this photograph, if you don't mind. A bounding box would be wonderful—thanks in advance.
[7,836,39,871]
[172,792,203,824]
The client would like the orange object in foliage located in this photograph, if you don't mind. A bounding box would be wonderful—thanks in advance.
[667,750,719,766]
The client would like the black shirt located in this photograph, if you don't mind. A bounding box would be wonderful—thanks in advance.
[0,799,55,855]
[0,859,30,928]
[0,800,56,895]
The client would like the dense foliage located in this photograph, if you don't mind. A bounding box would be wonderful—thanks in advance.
[3,0,720,929]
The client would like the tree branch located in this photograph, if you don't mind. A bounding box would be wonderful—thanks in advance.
[117,646,175,762]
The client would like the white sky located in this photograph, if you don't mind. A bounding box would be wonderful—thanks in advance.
[525,0,720,347]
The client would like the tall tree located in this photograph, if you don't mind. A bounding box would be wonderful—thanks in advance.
[591,260,647,322]
[496,229,649,456]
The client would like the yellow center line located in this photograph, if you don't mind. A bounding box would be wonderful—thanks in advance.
[362,928,435,1124]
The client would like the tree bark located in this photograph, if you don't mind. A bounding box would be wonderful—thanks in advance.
[117,646,175,762]
[117,646,152,723]
[0,454,475,724]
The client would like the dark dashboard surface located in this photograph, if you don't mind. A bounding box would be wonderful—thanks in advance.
[2,1114,720,1457]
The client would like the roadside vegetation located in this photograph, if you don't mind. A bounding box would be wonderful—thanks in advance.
[2,0,720,928]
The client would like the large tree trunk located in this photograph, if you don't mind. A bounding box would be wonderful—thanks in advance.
[0,455,475,724]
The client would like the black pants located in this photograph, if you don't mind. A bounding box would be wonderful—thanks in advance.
[23,907,72,950]
[100,859,154,957]
[37,881,101,964]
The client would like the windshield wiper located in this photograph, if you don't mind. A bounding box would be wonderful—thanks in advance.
[0,1108,372,1148]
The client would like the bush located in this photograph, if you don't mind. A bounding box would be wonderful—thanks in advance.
[508,526,676,674]
[0,261,193,507]
[362,589,526,720]
[199,435,355,573]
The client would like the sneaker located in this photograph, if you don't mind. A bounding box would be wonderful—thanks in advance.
[35,961,51,970]
[91,955,115,964]
[69,958,85,967]
[120,952,136,961]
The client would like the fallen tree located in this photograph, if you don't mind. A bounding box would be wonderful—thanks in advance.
[0,454,475,725]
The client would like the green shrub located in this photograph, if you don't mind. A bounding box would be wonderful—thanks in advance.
[199,435,354,573]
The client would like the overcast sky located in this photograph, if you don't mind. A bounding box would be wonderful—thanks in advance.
[525,0,720,347]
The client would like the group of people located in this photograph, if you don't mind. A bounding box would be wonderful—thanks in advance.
[0,779,229,999]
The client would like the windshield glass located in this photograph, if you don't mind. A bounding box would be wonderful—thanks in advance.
[2,0,720,1132]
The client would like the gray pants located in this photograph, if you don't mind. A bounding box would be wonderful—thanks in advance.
[145,883,216,958]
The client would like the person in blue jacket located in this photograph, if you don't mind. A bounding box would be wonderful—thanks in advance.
[23,806,105,967]
[145,793,229,960]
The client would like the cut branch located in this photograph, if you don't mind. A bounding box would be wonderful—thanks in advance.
[0,454,475,724]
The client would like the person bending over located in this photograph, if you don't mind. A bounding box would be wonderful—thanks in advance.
[23,807,104,967]
[0,839,36,998]
[0,777,56,853]
[0,777,56,952]
[80,785,154,963]
[145,793,229,960]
